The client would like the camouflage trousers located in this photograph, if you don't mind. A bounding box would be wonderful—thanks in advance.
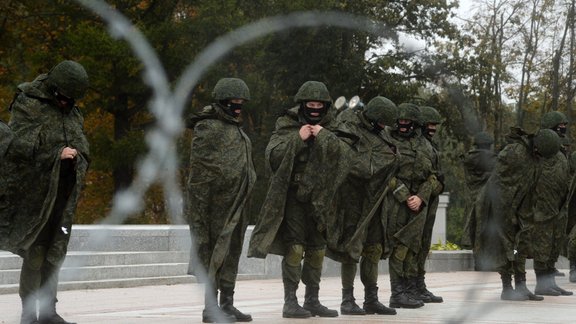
[281,191,326,287]
[341,217,384,289]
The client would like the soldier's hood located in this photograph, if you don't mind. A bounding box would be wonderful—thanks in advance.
[186,103,239,129]
[505,126,531,148]
[17,74,53,101]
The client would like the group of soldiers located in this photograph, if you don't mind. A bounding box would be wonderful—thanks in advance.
[2,60,572,324]
[462,111,576,302]
[188,77,445,322]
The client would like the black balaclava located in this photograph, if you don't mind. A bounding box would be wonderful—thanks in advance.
[423,124,436,139]
[219,100,242,118]
[397,120,416,137]
[53,89,75,114]
[300,101,328,125]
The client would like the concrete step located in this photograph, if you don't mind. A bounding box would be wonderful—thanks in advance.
[0,275,195,294]
[0,262,189,285]
[0,251,189,270]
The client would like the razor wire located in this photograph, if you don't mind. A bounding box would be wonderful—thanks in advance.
[73,1,501,322]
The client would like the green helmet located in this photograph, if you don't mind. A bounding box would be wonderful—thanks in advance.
[419,106,442,125]
[540,111,568,129]
[363,96,398,126]
[294,81,331,103]
[473,131,494,145]
[212,78,250,101]
[397,103,421,123]
[533,128,561,158]
[46,60,89,99]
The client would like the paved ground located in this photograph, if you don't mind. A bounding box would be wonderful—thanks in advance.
[2,270,576,323]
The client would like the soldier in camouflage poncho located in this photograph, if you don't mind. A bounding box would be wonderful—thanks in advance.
[529,112,572,297]
[248,81,355,319]
[0,60,90,324]
[461,131,496,253]
[568,150,576,282]
[415,106,444,304]
[471,127,560,301]
[185,78,256,323]
[329,96,398,316]
[381,103,440,309]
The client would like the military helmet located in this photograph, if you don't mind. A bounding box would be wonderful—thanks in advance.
[46,60,89,100]
[397,103,421,123]
[212,78,250,101]
[294,81,331,103]
[473,131,494,145]
[420,106,442,125]
[364,96,398,126]
[540,111,568,129]
[533,128,561,158]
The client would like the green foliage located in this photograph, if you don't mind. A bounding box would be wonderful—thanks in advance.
[430,240,461,251]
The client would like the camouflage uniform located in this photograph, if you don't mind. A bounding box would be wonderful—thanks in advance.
[0,61,90,324]
[568,151,576,282]
[414,106,444,303]
[248,81,354,318]
[529,111,572,296]
[185,78,256,322]
[328,96,398,316]
[382,103,439,309]
[472,128,560,301]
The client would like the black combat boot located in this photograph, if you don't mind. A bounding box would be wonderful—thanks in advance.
[500,273,528,301]
[363,285,396,315]
[535,271,561,296]
[389,278,424,308]
[220,289,252,322]
[202,288,235,323]
[37,300,76,324]
[514,273,543,301]
[20,298,38,324]
[570,260,576,283]
[302,286,338,317]
[552,267,565,277]
[547,271,573,296]
[282,283,311,318]
[340,288,365,315]
[416,275,443,303]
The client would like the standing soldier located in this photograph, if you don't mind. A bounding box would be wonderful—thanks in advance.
[329,96,398,316]
[531,111,572,297]
[383,103,439,309]
[0,60,90,324]
[414,106,444,303]
[249,81,354,319]
[185,78,256,323]
[472,128,560,301]
[461,131,497,263]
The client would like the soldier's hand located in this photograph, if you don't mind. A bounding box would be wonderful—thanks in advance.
[310,125,323,136]
[61,147,78,160]
[407,195,422,212]
[299,125,313,141]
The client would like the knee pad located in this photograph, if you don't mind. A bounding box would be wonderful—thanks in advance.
[304,248,325,269]
[25,246,47,271]
[362,244,383,264]
[285,244,304,267]
[393,245,408,262]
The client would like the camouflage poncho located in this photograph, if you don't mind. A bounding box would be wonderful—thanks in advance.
[381,129,438,258]
[470,129,540,271]
[327,111,398,262]
[248,106,356,258]
[461,148,496,248]
[0,74,89,264]
[185,104,256,280]
[525,152,570,261]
